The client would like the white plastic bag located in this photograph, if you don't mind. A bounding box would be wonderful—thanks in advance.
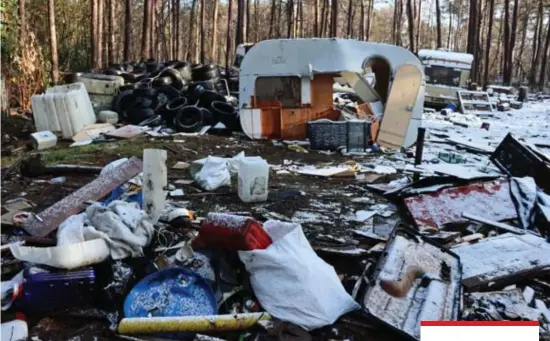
[238,220,360,330]
[194,156,231,191]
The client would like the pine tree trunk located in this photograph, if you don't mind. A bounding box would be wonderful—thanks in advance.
[91,0,99,67]
[277,0,283,37]
[246,0,250,41]
[483,0,494,86]
[269,0,276,37]
[503,0,510,83]
[435,0,442,48]
[150,0,157,59]
[330,0,338,37]
[447,0,452,49]
[124,0,131,61]
[360,0,365,40]
[530,0,543,85]
[314,0,319,36]
[194,0,200,62]
[225,0,234,70]
[142,0,151,60]
[108,0,116,64]
[320,0,327,37]
[415,0,421,50]
[287,0,294,38]
[346,0,353,37]
[174,0,180,59]
[200,0,205,63]
[48,0,59,84]
[187,0,197,61]
[366,0,373,40]
[211,0,219,62]
[538,12,550,89]
[406,0,415,52]
[255,0,259,41]
[18,0,25,47]
[236,0,245,46]
[98,0,104,67]
[506,0,519,84]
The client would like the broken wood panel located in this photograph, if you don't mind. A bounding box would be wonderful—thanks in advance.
[22,157,143,237]
[403,179,517,231]
[452,233,550,290]
[363,229,461,340]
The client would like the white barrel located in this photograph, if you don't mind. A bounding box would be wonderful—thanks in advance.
[237,157,269,203]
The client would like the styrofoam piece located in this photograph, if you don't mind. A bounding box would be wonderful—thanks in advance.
[31,83,96,139]
[30,131,57,150]
[143,149,167,224]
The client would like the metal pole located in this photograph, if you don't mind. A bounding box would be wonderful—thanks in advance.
[413,127,426,182]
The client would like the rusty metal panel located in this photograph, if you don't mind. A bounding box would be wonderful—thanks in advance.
[22,157,143,237]
[362,226,462,340]
[452,233,550,291]
[403,179,517,231]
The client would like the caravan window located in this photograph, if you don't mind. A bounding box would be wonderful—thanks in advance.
[425,66,461,87]
[255,76,301,108]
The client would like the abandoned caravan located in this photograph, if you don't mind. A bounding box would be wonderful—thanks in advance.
[238,38,426,149]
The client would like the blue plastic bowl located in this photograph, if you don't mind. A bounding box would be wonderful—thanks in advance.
[123,267,218,339]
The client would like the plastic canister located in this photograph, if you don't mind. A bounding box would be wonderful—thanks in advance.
[30,131,57,150]
[98,110,119,124]
[237,157,269,203]
[1,319,28,341]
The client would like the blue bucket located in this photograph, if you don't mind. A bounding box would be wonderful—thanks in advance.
[123,268,218,339]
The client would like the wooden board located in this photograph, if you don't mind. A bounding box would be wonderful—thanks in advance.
[22,157,143,237]
[377,64,422,149]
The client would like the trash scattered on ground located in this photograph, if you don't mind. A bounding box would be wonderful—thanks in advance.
[2,48,550,340]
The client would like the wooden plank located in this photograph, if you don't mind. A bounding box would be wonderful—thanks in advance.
[462,212,527,235]
[22,157,143,237]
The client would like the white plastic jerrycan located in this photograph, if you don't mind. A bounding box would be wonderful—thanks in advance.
[238,157,269,202]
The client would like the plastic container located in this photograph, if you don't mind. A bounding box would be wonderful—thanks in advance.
[31,82,96,139]
[76,74,124,107]
[98,110,119,124]
[30,131,57,150]
[1,319,28,341]
[237,157,269,203]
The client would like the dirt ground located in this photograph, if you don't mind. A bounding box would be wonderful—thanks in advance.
[1,122,409,341]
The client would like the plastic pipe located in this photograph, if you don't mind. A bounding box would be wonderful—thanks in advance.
[118,312,272,335]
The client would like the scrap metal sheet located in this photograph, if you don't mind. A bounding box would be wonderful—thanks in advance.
[22,157,143,237]
[363,229,462,340]
[403,179,517,231]
[452,233,550,290]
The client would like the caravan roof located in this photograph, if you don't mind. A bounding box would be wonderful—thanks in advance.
[418,49,474,69]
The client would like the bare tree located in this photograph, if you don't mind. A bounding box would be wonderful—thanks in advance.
[236,0,246,46]
[141,0,151,60]
[124,0,131,61]
[287,0,294,38]
[330,0,338,37]
[539,11,550,88]
[314,0,319,36]
[483,0,494,86]
[435,0,442,48]
[150,0,157,59]
[254,0,259,40]
[415,0,421,50]
[505,0,519,84]
[320,0,327,37]
[108,0,116,64]
[18,0,25,46]
[346,0,353,37]
[225,0,234,70]
[211,0,219,62]
[91,0,99,67]
[200,0,206,63]
[174,0,180,59]
[187,0,197,61]
[48,0,59,84]
[366,0,373,40]
[529,0,543,84]
[98,0,104,67]
[246,0,251,41]
[406,0,415,52]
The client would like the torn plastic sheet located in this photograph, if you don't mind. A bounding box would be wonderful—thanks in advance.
[403,178,517,231]
[10,239,110,270]
[361,226,462,340]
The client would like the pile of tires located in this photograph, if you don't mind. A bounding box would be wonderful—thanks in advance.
[100,59,240,132]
